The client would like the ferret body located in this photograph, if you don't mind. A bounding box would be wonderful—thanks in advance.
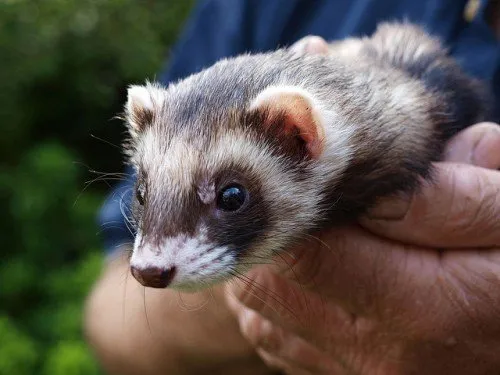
[124,22,492,290]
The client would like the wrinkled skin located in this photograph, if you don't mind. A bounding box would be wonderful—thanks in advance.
[84,123,500,375]
[227,122,500,375]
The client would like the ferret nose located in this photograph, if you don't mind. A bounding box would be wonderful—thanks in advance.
[130,266,177,288]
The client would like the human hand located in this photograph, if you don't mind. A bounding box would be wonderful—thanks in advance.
[226,123,500,375]
[85,251,274,375]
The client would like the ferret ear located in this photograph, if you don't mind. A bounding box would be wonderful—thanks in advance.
[249,86,325,159]
[290,35,330,57]
[125,84,165,134]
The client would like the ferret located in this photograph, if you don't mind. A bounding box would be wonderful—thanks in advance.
[123,22,492,290]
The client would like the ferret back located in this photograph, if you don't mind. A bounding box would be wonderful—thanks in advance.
[366,23,493,139]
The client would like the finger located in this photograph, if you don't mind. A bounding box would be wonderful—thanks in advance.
[290,35,330,57]
[256,349,313,375]
[226,226,428,334]
[230,300,343,374]
[362,163,500,248]
[226,267,334,337]
[226,264,369,348]
[444,122,500,169]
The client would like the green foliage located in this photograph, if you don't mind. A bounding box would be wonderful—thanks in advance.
[0,0,194,373]
[43,341,99,375]
[0,315,38,375]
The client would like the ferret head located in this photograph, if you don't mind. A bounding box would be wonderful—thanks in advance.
[124,56,351,290]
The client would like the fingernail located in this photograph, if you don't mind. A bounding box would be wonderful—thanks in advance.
[471,127,500,168]
[365,194,412,220]
[444,138,473,163]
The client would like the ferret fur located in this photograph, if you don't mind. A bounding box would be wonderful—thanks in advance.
[123,22,492,290]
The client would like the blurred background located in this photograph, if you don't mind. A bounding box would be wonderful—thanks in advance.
[0,1,194,373]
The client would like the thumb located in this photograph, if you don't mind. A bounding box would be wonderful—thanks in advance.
[361,123,500,248]
[444,122,500,169]
[360,163,500,248]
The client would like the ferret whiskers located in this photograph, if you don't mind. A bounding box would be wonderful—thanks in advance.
[89,133,122,150]
[142,287,153,336]
[228,269,302,325]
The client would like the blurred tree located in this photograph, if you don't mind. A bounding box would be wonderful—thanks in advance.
[0,0,195,373]
[0,315,38,375]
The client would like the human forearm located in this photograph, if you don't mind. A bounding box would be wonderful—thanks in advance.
[84,250,274,375]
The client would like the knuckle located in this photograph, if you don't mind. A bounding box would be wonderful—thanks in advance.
[235,269,306,324]
[441,165,498,236]
[242,313,284,354]
[471,173,500,229]
[448,167,481,228]
[290,233,335,290]
[233,269,273,313]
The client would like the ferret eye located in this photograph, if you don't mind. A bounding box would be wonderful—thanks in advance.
[217,184,247,211]
[136,185,145,206]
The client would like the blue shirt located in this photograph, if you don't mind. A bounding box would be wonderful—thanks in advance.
[99,0,499,253]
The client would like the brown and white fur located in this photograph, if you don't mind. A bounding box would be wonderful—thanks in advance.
[123,22,492,290]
